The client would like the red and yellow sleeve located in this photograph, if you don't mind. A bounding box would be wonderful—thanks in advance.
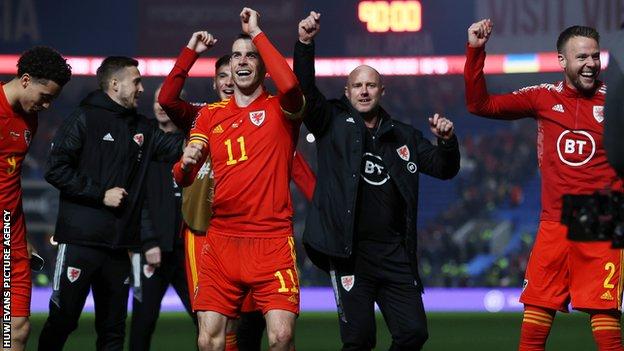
[464,45,536,119]
[173,108,211,186]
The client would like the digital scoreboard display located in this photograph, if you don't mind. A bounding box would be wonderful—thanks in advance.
[358,1,422,33]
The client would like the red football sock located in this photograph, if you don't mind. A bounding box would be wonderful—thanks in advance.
[225,331,238,351]
[519,305,555,351]
[591,312,624,351]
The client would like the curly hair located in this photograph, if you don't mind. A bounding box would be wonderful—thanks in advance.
[17,46,72,87]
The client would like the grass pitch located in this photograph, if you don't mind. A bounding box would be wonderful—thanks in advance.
[27,311,600,350]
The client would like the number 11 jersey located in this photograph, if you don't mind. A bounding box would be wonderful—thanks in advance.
[186,91,300,238]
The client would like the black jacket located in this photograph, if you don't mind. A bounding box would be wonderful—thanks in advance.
[294,40,460,289]
[140,142,183,253]
[45,90,183,249]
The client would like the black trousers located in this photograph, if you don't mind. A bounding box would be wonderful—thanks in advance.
[330,241,428,351]
[237,310,266,351]
[38,244,131,351]
[129,244,197,351]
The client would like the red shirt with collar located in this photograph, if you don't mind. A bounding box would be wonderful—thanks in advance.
[175,92,299,237]
[465,46,622,222]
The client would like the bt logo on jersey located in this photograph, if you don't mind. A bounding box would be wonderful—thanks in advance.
[556,130,596,167]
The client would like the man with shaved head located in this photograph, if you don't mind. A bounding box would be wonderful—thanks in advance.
[294,11,460,351]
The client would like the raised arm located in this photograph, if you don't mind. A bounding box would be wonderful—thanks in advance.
[464,19,536,119]
[240,8,304,115]
[293,11,333,136]
[159,31,217,134]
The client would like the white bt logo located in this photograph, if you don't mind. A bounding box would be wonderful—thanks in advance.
[556,130,596,167]
[361,152,390,185]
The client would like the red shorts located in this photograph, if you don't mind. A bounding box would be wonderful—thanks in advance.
[520,220,623,312]
[183,224,205,308]
[1,245,31,317]
[194,232,299,318]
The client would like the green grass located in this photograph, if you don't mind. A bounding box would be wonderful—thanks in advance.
[27,311,602,350]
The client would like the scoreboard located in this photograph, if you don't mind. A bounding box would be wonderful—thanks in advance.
[358,0,422,33]
[358,1,422,33]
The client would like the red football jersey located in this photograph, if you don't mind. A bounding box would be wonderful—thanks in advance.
[465,46,622,222]
[0,83,37,249]
[181,92,299,237]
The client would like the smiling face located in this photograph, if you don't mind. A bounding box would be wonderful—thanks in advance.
[559,36,601,94]
[213,63,234,100]
[345,65,384,115]
[113,66,144,109]
[230,38,266,92]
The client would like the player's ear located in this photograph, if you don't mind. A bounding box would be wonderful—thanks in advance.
[558,53,566,70]
[381,85,385,97]
[110,78,119,92]
[20,73,31,88]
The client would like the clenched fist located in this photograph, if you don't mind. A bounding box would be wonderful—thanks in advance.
[429,113,455,140]
[467,19,493,48]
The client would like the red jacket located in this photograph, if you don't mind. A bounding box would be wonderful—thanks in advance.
[464,45,621,222]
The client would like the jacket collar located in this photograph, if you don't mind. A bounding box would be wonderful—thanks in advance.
[80,90,138,117]
[561,80,605,99]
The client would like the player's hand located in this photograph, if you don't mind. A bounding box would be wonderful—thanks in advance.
[145,246,161,268]
[103,187,128,208]
[240,7,262,38]
[186,31,217,54]
[298,11,321,44]
[467,19,493,48]
[429,113,455,140]
[180,142,204,172]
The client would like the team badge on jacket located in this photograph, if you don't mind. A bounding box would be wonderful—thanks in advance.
[133,133,144,146]
[249,110,265,126]
[396,145,410,161]
[341,275,355,292]
[67,266,81,283]
[593,106,604,123]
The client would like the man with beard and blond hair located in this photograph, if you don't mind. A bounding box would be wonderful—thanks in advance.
[465,19,624,351]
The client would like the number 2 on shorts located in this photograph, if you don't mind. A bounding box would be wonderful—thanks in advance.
[604,262,616,289]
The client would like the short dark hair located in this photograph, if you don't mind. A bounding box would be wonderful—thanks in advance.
[215,54,231,71]
[17,46,72,87]
[96,56,139,90]
[557,26,600,53]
